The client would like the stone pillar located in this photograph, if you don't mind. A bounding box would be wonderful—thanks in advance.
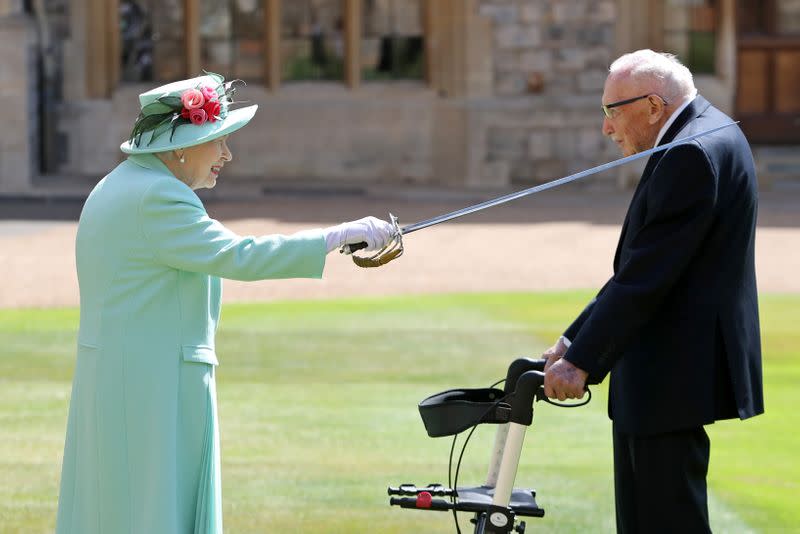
[714,0,737,113]
[431,0,494,187]
[63,0,87,102]
[0,13,38,193]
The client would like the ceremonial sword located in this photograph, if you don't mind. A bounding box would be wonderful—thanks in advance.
[346,122,738,264]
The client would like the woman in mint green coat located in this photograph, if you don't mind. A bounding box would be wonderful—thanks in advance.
[55,73,393,534]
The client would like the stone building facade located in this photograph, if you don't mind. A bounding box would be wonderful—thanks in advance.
[1,0,798,195]
[0,1,39,193]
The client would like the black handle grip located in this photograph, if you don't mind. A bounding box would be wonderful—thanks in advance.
[503,358,548,395]
[388,484,454,497]
[344,242,368,254]
[510,370,546,426]
[528,358,547,372]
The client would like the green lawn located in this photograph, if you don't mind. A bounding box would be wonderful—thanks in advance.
[0,292,795,533]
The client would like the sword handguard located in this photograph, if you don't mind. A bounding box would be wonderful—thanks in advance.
[352,246,403,268]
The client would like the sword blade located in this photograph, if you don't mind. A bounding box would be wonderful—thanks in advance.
[399,122,738,235]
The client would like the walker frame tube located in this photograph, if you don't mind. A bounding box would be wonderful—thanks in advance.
[484,422,510,488]
[490,422,528,508]
[484,359,546,489]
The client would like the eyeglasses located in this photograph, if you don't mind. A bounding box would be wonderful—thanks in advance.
[601,94,668,119]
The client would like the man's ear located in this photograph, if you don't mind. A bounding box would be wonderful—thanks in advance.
[647,95,667,125]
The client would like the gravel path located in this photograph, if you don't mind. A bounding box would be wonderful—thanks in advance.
[1,189,797,308]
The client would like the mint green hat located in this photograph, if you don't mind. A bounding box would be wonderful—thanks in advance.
[120,72,258,154]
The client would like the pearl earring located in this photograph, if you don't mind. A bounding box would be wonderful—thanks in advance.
[179,154,185,163]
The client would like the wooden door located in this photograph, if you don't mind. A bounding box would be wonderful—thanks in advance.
[736,0,800,143]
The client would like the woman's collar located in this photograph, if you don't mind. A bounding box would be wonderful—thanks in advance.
[126,153,176,177]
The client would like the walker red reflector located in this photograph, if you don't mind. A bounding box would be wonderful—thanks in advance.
[416,491,432,508]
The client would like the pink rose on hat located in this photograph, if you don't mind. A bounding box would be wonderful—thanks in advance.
[180,86,220,125]
[189,108,207,125]
[200,85,219,103]
[181,88,205,110]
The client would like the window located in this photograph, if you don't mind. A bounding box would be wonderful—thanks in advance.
[737,0,800,36]
[199,0,267,79]
[663,0,717,75]
[120,0,185,82]
[114,0,432,90]
[776,0,800,35]
[362,0,425,81]
[737,0,769,35]
[281,0,344,81]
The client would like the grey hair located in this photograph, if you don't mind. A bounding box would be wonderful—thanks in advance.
[609,49,696,104]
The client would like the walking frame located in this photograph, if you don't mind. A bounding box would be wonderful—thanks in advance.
[387,357,591,533]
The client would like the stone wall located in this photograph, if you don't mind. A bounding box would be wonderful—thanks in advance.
[471,0,619,187]
[0,13,37,193]
[56,82,437,185]
[479,0,615,97]
[221,83,435,184]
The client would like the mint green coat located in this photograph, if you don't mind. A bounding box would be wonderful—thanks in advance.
[56,154,326,534]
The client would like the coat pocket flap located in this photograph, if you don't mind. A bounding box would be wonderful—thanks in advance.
[182,345,219,366]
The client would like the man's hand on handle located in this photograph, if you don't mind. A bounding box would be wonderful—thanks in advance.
[542,337,588,401]
[544,359,588,401]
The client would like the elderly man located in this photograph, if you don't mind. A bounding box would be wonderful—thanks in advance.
[542,50,763,533]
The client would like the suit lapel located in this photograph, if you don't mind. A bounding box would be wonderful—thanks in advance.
[659,96,710,146]
[639,96,708,184]
[612,96,711,270]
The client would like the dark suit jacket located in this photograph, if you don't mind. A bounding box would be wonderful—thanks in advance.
[563,96,764,435]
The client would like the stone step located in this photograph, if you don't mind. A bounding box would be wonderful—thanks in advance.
[764,161,800,174]
[752,146,800,189]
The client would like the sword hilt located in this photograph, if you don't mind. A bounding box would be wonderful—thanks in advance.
[341,213,402,256]
[344,242,368,254]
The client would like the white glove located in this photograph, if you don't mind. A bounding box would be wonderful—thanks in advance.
[323,216,395,254]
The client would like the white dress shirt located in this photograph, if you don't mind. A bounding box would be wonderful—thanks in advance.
[654,90,698,147]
